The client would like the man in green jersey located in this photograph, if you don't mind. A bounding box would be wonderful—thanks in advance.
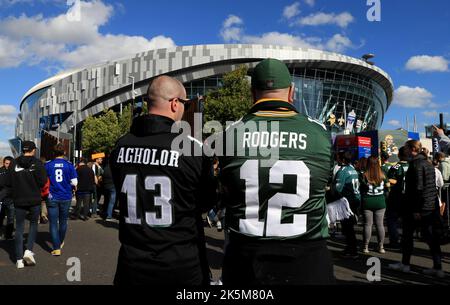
[386,147,409,248]
[332,151,361,258]
[219,58,334,285]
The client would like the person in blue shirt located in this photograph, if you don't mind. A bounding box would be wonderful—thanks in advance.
[45,143,78,256]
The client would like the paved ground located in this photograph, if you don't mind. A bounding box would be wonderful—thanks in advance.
[1,215,449,285]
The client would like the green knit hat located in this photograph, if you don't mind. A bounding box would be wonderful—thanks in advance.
[251,58,292,90]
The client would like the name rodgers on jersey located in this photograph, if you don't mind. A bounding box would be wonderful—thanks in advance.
[115,147,180,168]
[243,132,308,150]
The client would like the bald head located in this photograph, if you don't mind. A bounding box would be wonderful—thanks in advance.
[147,75,187,121]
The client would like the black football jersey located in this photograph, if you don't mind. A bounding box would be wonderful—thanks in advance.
[110,114,216,270]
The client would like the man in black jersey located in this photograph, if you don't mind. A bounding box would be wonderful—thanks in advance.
[110,76,215,285]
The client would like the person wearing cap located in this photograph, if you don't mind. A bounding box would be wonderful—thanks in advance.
[110,75,216,285]
[0,141,47,269]
[219,59,334,284]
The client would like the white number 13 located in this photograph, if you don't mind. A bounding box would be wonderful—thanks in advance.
[121,174,173,227]
[240,160,310,237]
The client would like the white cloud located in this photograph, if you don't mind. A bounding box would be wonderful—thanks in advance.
[298,12,354,28]
[283,2,300,20]
[222,14,243,28]
[221,16,355,53]
[388,120,401,127]
[325,34,353,53]
[0,105,16,114]
[220,15,243,42]
[61,34,175,67]
[423,111,449,118]
[405,55,449,73]
[0,141,12,157]
[304,0,315,6]
[0,0,176,68]
[0,104,17,126]
[394,86,435,108]
[242,32,316,49]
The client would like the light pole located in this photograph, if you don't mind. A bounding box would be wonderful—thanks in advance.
[128,76,136,125]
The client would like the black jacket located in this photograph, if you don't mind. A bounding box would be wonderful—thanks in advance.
[3,156,47,208]
[110,114,217,284]
[102,165,115,189]
[405,154,437,215]
[76,165,95,193]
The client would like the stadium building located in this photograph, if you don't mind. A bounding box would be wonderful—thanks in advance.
[11,44,394,159]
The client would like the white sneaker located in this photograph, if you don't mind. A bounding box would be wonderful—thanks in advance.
[216,220,223,231]
[423,268,445,278]
[378,245,386,254]
[363,246,370,254]
[388,262,411,273]
[23,250,36,266]
[16,260,24,269]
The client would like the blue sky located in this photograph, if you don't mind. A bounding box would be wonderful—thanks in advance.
[0,0,449,155]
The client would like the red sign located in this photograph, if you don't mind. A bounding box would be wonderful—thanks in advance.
[336,136,371,148]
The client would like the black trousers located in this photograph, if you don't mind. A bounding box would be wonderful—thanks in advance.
[222,238,335,285]
[341,215,358,253]
[402,211,443,269]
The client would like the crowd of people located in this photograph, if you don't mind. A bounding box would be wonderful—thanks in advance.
[0,142,117,269]
[1,58,450,285]
[329,135,450,278]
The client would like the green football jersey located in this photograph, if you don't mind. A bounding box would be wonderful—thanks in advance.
[388,161,409,197]
[333,165,361,207]
[220,100,333,241]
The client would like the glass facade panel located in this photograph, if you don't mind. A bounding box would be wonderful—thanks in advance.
[21,87,48,141]
[291,68,388,132]
[182,70,388,132]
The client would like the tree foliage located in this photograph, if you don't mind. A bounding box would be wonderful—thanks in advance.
[81,110,122,158]
[203,65,253,125]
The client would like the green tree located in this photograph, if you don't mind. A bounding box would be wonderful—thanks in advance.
[118,101,149,136]
[81,110,122,158]
[118,105,132,136]
[203,65,253,125]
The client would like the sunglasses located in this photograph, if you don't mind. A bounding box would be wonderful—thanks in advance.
[169,97,190,105]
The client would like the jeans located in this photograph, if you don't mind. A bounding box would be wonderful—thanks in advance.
[15,205,40,260]
[0,201,15,226]
[363,209,386,246]
[75,193,91,218]
[47,199,72,250]
[104,187,116,219]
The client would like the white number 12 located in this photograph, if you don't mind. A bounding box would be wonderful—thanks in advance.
[240,160,310,238]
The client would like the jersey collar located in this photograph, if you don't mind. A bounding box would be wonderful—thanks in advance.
[130,114,176,136]
[249,99,299,114]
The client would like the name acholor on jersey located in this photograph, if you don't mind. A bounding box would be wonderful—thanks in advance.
[115,147,180,168]
[243,131,308,150]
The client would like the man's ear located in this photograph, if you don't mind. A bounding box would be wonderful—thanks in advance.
[170,99,178,113]
[288,85,295,103]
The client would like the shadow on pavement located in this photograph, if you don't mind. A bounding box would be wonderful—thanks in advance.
[328,238,450,285]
